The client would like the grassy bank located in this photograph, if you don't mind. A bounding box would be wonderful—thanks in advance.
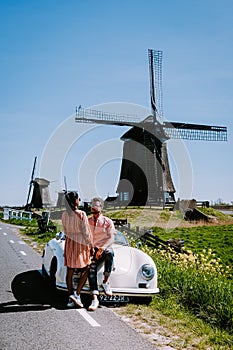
[104,208,233,348]
[114,242,233,349]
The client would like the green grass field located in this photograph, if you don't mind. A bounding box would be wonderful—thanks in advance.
[151,224,233,267]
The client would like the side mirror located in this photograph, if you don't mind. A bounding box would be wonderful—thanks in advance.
[56,231,65,240]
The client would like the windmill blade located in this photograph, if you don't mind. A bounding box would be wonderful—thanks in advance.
[75,107,140,127]
[76,107,169,141]
[26,156,37,207]
[64,176,68,193]
[148,49,163,122]
[163,121,227,141]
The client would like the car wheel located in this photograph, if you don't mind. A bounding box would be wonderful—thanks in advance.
[11,270,51,304]
[41,264,47,277]
[49,257,57,290]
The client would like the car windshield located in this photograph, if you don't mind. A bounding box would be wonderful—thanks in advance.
[57,229,129,246]
[114,230,129,246]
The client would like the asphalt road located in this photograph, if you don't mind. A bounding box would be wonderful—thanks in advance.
[0,221,156,350]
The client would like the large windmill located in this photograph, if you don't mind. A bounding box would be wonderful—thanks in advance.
[75,49,227,207]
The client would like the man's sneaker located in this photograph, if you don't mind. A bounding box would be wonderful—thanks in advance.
[67,298,76,308]
[88,299,99,311]
[69,293,83,308]
[102,282,112,296]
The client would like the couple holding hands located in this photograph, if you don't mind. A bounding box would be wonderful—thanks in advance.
[62,192,115,311]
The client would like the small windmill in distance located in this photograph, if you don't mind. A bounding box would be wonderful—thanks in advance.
[75,49,227,207]
[25,156,51,210]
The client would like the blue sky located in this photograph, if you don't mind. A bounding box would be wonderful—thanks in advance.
[0,0,232,207]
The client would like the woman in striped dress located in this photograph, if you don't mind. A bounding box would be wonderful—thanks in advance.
[62,191,92,308]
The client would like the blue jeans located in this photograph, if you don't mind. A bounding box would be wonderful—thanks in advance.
[88,248,114,295]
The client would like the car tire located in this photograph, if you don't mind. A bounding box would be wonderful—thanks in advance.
[41,263,48,277]
[11,270,51,304]
[49,257,57,290]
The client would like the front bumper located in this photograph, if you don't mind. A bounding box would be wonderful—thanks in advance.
[110,287,159,297]
[56,282,159,297]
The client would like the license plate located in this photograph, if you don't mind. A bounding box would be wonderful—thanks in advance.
[99,295,130,303]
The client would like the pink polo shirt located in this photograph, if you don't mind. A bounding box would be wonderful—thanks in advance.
[88,214,115,249]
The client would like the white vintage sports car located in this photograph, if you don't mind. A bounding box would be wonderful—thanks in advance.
[42,230,159,302]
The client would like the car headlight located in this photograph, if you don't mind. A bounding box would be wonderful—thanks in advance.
[141,264,155,281]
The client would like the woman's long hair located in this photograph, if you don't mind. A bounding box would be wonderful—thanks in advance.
[65,191,79,215]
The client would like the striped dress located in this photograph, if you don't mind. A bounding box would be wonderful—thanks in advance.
[62,209,92,268]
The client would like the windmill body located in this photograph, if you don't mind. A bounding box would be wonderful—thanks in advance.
[116,118,175,206]
[75,50,227,206]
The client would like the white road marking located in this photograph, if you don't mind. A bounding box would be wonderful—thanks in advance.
[9,240,15,243]
[76,309,101,327]
[3,232,7,235]
[18,241,26,244]
[20,251,27,256]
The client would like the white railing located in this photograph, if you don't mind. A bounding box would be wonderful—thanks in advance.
[3,208,32,221]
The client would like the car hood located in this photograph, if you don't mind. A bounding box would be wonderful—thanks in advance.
[112,244,133,275]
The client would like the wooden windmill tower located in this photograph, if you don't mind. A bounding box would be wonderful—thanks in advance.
[75,49,227,207]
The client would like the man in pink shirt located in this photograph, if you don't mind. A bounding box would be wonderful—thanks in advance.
[88,197,115,311]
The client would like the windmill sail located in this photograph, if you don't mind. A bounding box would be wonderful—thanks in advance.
[148,49,163,122]
[25,156,37,209]
[164,122,227,141]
